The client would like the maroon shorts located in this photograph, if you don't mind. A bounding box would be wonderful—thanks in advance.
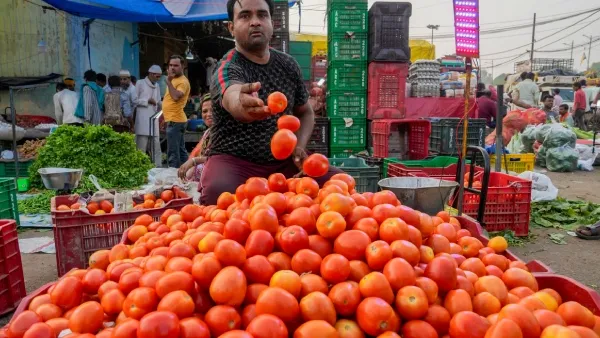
[199,154,343,205]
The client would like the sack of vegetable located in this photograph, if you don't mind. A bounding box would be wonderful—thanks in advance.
[522,108,547,125]
[546,144,579,172]
[503,110,528,131]
[536,145,547,167]
[535,124,554,143]
[520,125,537,153]
[542,125,577,149]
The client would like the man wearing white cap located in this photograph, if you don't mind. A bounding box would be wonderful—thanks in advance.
[135,65,163,166]
[120,70,138,128]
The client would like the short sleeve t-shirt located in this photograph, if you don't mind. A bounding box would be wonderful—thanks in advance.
[163,75,191,123]
[209,48,309,164]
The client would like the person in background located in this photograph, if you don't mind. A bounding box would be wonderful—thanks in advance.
[54,81,82,126]
[541,94,557,121]
[477,90,497,129]
[559,104,574,127]
[513,72,539,109]
[131,76,137,86]
[158,63,168,99]
[103,75,130,131]
[135,65,163,166]
[119,70,138,129]
[64,78,75,91]
[96,73,107,91]
[552,88,563,113]
[573,81,587,130]
[178,93,212,181]
[163,55,191,168]
[74,69,104,125]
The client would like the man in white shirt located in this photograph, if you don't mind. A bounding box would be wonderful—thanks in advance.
[119,70,138,128]
[53,81,83,126]
[581,79,600,113]
[551,88,563,113]
[515,72,540,109]
[135,65,163,166]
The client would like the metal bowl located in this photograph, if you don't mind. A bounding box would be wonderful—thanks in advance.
[38,168,83,191]
[378,177,459,215]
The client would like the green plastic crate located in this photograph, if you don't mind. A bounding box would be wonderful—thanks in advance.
[289,41,312,55]
[291,54,312,68]
[326,91,366,118]
[0,160,33,178]
[330,118,366,147]
[0,178,20,225]
[328,157,380,193]
[329,146,365,159]
[328,4,368,33]
[327,61,367,91]
[328,33,368,62]
[328,0,367,6]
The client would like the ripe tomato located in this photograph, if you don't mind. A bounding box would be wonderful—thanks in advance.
[34,303,62,321]
[294,320,338,338]
[356,297,400,336]
[243,255,275,284]
[320,254,350,284]
[308,235,332,258]
[277,115,300,132]
[557,301,596,328]
[472,291,501,317]
[157,290,195,319]
[138,311,180,338]
[268,173,287,193]
[210,266,247,307]
[424,304,451,335]
[449,311,491,337]
[100,289,125,315]
[299,274,328,298]
[270,270,302,298]
[155,271,195,298]
[303,154,330,178]
[379,217,409,243]
[178,317,210,338]
[286,207,316,235]
[267,91,288,114]
[7,311,42,338]
[267,252,292,271]
[255,287,300,323]
[359,272,395,304]
[246,314,288,338]
[365,240,393,271]
[443,289,473,316]
[401,320,438,338]
[383,258,416,293]
[214,239,247,267]
[497,304,542,338]
[316,211,347,239]
[333,230,371,261]
[334,319,364,338]
[534,309,566,330]
[22,322,54,338]
[291,249,322,275]
[50,276,83,310]
[122,287,158,319]
[271,129,297,160]
[245,230,275,257]
[68,301,104,334]
[352,218,379,241]
[249,205,279,236]
[328,281,361,317]
[111,318,140,338]
[502,268,539,292]
[299,292,337,325]
[474,275,509,304]
[424,256,457,292]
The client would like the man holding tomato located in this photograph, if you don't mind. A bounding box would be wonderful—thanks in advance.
[199,0,341,205]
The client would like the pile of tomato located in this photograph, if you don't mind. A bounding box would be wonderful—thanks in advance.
[4,173,600,338]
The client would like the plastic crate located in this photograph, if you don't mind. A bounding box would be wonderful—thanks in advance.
[428,117,486,155]
[51,194,192,276]
[387,162,482,181]
[461,172,532,236]
[310,117,329,147]
[327,0,367,6]
[328,3,368,34]
[329,146,365,158]
[534,273,600,314]
[270,33,290,54]
[371,119,430,160]
[368,2,411,62]
[367,62,408,119]
[272,3,289,32]
[0,159,34,178]
[382,156,467,177]
[326,91,367,119]
[0,178,19,226]
[290,41,312,55]
[490,153,535,174]
[327,61,367,91]
[328,33,368,62]
[0,220,26,316]
[328,158,380,193]
[330,118,366,147]
[307,145,329,157]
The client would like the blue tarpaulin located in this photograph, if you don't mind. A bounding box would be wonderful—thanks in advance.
[43,0,294,22]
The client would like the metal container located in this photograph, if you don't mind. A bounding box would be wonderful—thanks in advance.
[378,177,458,215]
[38,168,83,191]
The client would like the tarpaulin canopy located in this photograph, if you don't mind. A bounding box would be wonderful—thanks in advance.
[43,0,294,22]
[404,97,477,119]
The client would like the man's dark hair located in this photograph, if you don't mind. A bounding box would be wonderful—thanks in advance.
[542,94,554,101]
[131,76,137,85]
[483,90,492,98]
[108,75,120,88]
[559,104,569,110]
[580,79,587,86]
[170,55,185,64]
[574,81,582,89]
[96,73,107,83]
[56,83,66,91]
[84,69,97,82]
[227,0,274,21]
[553,88,560,95]
[527,72,535,80]
[520,72,527,80]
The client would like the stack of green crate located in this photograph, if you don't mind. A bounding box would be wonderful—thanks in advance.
[327,0,368,158]
[289,41,312,89]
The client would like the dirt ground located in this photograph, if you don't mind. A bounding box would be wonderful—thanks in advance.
[2,169,600,325]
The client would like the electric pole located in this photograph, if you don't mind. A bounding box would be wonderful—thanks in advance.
[530,13,536,68]
[491,60,494,81]
[427,24,440,51]
[583,35,593,70]
[563,41,574,70]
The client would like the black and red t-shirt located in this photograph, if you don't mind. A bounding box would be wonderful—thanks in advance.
[208,48,309,164]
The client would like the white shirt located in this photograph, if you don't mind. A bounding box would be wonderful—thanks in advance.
[53,89,82,125]
[516,79,540,106]
[121,84,139,117]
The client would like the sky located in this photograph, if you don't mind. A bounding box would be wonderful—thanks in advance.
[288,0,600,76]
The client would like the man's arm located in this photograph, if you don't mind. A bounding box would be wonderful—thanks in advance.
[293,102,315,151]
[166,78,184,101]
[54,94,64,125]
[221,83,270,123]
[136,84,148,107]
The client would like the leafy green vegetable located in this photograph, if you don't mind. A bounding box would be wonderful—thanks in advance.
[548,233,567,245]
[18,191,56,214]
[530,198,600,231]
[29,125,153,189]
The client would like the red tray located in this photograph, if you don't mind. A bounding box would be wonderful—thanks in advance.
[51,195,192,276]
[0,220,26,316]
[371,119,431,160]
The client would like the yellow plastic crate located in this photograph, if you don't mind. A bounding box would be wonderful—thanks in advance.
[489,153,535,174]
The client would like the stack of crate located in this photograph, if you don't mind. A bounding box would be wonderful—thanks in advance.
[326,0,369,158]
[289,41,313,91]
[270,0,290,53]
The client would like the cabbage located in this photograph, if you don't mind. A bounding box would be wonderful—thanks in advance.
[545,145,578,172]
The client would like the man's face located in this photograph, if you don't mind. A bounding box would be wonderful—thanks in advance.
[544,98,554,109]
[228,0,273,53]
[148,73,161,83]
[169,59,183,76]
[201,100,213,127]
[120,77,131,88]
[559,106,568,115]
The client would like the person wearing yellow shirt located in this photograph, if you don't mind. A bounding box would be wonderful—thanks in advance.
[163,55,191,168]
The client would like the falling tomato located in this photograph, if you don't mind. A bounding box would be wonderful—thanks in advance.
[303,154,329,177]
[277,115,301,132]
[267,92,288,114]
[271,129,297,160]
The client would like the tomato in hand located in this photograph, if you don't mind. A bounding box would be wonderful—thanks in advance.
[303,154,329,177]
[267,91,288,114]
[271,129,297,160]
[277,115,300,132]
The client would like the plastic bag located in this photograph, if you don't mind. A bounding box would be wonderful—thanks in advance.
[522,108,547,125]
[542,125,576,149]
[536,146,547,167]
[518,171,558,202]
[507,132,523,154]
[535,124,554,143]
[545,145,579,172]
[520,125,537,153]
[503,111,529,131]
[88,175,115,203]
[575,144,598,171]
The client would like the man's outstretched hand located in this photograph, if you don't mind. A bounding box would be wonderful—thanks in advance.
[238,82,271,121]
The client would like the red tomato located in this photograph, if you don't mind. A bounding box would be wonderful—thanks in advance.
[270,129,297,160]
[277,115,300,132]
[303,154,330,178]
[137,311,180,337]
[267,91,288,114]
[279,225,310,255]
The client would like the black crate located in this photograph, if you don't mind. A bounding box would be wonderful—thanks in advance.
[428,118,487,155]
[270,33,290,54]
[309,117,329,147]
[307,145,329,157]
[368,2,411,62]
[272,3,289,32]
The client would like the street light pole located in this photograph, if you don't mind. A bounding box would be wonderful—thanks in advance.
[583,35,594,70]
[563,41,574,70]
[427,24,440,53]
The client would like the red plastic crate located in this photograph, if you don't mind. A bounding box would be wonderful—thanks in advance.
[0,220,25,316]
[51,195,192,276]
[371,119,430,159]
[367,62,408,119]
[387,163,484,182]
[461,172,532,236]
